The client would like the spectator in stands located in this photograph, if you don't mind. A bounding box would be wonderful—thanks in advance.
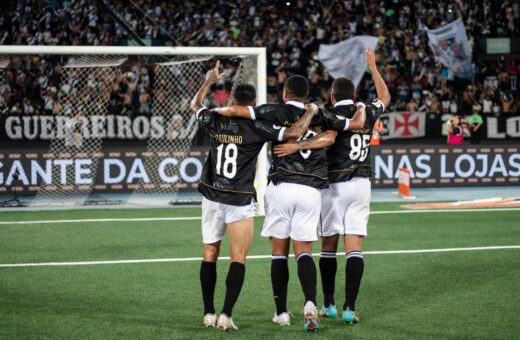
[492,101,502,116]
[467,104,484,144]
[406,98,419,112]
[138,90,151,115]
[501,91,514,114]
[449,97,458,115]
[213,85,229,106]
[481,91,493,114]
[447,115,464,145]
[509,60,517,91]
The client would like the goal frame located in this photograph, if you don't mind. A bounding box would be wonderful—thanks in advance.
[0,45,269,213]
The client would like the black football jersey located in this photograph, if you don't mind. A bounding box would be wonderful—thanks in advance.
[250,102,349,189]
[197,108,285,206]
[326,99,385,182]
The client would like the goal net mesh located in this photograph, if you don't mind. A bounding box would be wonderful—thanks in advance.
[0,53,259,207]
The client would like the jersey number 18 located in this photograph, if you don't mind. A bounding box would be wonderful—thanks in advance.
[216,143,238,178]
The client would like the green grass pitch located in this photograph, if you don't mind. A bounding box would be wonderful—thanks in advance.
[1,203,519,339]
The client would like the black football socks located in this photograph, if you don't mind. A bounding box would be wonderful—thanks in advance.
[271,255,289,315]
[319,250,337,307]
[344,251,364,311]
[200,261,217,315]
[296,252,317,306]
[221,262,246,317]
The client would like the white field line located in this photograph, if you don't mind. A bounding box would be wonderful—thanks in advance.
[0,217,201,225]
[1,245,519,268]
[1,207,519,225]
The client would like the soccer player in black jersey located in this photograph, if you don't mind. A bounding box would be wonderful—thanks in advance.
[273,48,391,325]
[211,74,366,332]
[191,62,319,332]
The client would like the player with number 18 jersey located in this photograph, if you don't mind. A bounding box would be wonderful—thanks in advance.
[197,107,288,207]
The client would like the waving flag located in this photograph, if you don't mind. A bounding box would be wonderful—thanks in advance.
[317,36,378,87]
[426,18,474,79]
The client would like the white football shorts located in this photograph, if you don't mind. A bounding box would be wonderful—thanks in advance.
[201,197,256,244]
[319,177,371,237]
[261,182,321,242]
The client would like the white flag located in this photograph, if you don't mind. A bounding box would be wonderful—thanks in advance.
[426,17,474,79]
[317,36,378,87]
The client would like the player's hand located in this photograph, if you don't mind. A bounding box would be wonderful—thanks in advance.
[350,103,366,129]
[305,103,319,116]
[366,47,376,69]
[273,142,300,157]
[205,60,225,85]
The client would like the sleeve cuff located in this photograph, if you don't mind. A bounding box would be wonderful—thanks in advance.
[248,106,256,120]
[343,119,350,131]
[196,106,207,118]
[378,100,385,112]
[277,127,287,142]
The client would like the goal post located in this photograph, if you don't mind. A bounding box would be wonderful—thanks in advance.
[0,45,268,212]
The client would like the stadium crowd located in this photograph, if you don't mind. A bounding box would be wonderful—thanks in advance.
[0,0,519,136]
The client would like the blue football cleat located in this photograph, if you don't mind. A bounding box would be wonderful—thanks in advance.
[319,304,338,319]
[342,308,360,325]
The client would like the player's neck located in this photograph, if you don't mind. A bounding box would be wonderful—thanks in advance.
[284,96,305,103]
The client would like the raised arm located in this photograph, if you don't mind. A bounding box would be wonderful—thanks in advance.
[366,47,391,109]
[190,60,224,113]
[347,103,367,130]
[273,130,337,157]
[214,105,252,118]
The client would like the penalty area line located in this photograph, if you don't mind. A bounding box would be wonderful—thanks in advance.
[1,245,519,268]
[1,207,520,225]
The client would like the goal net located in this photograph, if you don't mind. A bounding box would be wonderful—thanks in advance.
[0,46,267,208]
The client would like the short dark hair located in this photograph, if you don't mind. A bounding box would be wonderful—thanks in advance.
[331,77,355,101]
[232,84,256,106]
[284,75,309,99]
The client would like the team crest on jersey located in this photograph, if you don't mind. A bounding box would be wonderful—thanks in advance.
[372,99,382,108]
[273,124,282,130]
[335,114,346,120]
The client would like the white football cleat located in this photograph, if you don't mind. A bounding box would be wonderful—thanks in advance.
[303,301,319,332]
[217,313,238,332]
[203,313,217,327]
[272,312,291,326]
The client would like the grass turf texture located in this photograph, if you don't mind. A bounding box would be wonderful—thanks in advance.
[1,203,519,339]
